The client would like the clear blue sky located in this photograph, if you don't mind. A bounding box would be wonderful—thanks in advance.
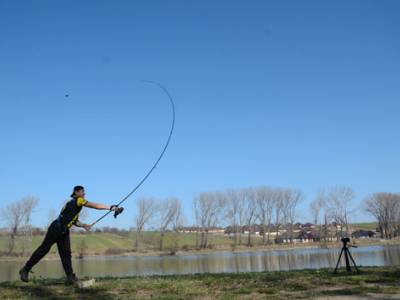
[0,1,399,228]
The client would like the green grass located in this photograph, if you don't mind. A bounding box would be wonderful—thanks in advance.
[0,233,135,256]
[351,222,378,231]
[0,231,236,257]
[1,267,400,299]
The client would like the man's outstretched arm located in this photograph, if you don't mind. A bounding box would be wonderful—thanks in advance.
[84,201,117,211]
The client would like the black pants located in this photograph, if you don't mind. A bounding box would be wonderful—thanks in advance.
[24,220,73,276]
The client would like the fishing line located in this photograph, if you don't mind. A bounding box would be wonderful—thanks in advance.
[90,80,176,227]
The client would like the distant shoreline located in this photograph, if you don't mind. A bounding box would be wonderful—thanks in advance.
[2,238,400,262]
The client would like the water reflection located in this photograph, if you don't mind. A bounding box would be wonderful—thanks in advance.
[2,244,400,282]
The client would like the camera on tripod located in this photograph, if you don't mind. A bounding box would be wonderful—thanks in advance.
[341,237,357,248]
[334,237,360,274]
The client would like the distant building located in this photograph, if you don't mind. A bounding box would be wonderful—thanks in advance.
[177,226,224,233]
[351,230,375,239]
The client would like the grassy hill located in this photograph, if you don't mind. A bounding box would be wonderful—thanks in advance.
[351,222,378,231]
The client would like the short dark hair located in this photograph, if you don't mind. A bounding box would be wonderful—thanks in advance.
[71,185,84,198]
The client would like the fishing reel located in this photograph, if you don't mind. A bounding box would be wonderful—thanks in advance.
[110,205,124,219]
[114,207,124,218]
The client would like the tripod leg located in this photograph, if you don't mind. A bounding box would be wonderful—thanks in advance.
[334,248,344,274]
[344,248,352,272]
[347,249,360,274]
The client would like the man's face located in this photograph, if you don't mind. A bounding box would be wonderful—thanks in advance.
[76,189,86,198]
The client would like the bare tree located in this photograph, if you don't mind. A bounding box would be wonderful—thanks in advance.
[310,191,327,241]
[281,189,302,243]
[171,198,184,251]
[226,189,246,246]
[134,197,157,251]
[2,202,24,254]
[326,186,354,240]
[2,197,38,255]
[310,195,323,226]
[315,189,335,242]
[365,193,400,239]
[243,188,257,247]
[255,186,274,244]
[193,197,201,249]
[273,189,284,243]
[193,191,224,249]
[157,197,181,251]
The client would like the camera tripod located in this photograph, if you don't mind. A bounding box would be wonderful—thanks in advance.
[333,237,360,274]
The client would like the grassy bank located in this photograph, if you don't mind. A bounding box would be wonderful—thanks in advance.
[0,232,134,257]
[0,231,232,258]
[1,267,400,299]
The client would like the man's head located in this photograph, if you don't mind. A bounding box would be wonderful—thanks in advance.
[71,185,85,198]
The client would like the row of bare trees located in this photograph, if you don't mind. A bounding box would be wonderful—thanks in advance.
[3,188,398,256]
[131,187,303,251]
[310,188,400,241]
[132,186,361,250]
[365,193,400,239]
[193,187,303,248]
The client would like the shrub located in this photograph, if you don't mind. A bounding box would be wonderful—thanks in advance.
[105,248,126,255]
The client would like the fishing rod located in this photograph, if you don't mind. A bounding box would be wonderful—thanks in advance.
[90,80,176,227]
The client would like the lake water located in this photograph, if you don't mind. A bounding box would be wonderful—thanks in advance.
[2,244,400,282]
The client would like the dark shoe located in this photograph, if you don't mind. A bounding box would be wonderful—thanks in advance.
[65,273,79,286]
[19,267,29,283]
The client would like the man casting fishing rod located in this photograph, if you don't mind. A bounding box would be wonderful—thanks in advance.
[19,185,123,285]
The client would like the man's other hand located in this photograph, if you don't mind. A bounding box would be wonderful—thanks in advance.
[83,224,92,231]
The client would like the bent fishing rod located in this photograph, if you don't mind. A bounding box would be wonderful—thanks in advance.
[90,80,176,227]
